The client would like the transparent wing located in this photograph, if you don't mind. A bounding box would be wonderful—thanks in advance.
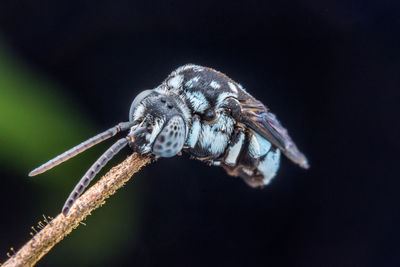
[240,97,309,169]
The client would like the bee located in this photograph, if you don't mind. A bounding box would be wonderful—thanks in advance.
[29,64,309,215]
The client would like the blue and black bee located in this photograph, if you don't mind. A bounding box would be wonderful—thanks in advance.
[29,64,309,215]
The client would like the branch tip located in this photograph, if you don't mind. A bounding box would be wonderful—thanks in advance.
[3,153,151,267]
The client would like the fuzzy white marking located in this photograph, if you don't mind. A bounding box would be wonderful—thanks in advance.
[254,133,272,157]
[186,91,209,113]
[173,64,204,74]
[154,85,169,94]
[249,134,261,159]
[132,105,145,121]
[167,74,184,89]
[192,66,204,72]
[216,92,237,108]
[212,161,221,166]
[185,76,200,88]
[186,117,201,148]
[199,114,234,156]
[173,64,195,74]
[225,131,245,165]
[199,125,228,155]
[210,80,221,89]
[228,82,238,93]
[258,149,281,185]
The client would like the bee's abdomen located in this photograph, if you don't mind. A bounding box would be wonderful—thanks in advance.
[221,129,281,187]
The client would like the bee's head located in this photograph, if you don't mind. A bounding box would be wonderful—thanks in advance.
[128,89,187,157]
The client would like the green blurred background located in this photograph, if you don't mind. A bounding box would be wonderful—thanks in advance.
[0,41,144,266]
[0,1,399,266]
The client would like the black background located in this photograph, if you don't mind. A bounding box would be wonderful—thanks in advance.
[0,0,399,266]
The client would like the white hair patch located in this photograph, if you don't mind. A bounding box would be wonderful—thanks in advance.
[228,82,238,93]
[167,74,184,89]
[249,134,261,158]
[133,104,145,121]
[210,80,221,89]
[192,66,205,72]
[198,114,234,156]
[186,91,209,113]
[173,64,204,74]
[185,76,200,88]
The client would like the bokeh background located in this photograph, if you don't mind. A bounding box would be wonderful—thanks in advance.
[0,0,399,266]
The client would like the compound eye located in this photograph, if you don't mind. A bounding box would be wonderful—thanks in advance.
[152,116,186,158]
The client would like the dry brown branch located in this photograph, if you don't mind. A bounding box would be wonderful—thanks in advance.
[3,153,151,267]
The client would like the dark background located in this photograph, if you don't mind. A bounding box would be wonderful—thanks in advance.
[0,0,399,266]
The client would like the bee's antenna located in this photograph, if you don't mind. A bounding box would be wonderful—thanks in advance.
[62,136,133,216]
[29,121,136,176]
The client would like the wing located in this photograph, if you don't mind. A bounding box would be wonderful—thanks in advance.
[238,94,309,169]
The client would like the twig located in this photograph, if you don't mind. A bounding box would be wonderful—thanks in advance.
[3,153,151,267]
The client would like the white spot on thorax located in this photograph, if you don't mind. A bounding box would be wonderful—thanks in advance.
[192,66,204,72]
[228,82,238,93]
[167,74,184,89]
[186,91,209,113]
[174,64,204,74]
[185,76,200,88]
[210,80,221,89]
